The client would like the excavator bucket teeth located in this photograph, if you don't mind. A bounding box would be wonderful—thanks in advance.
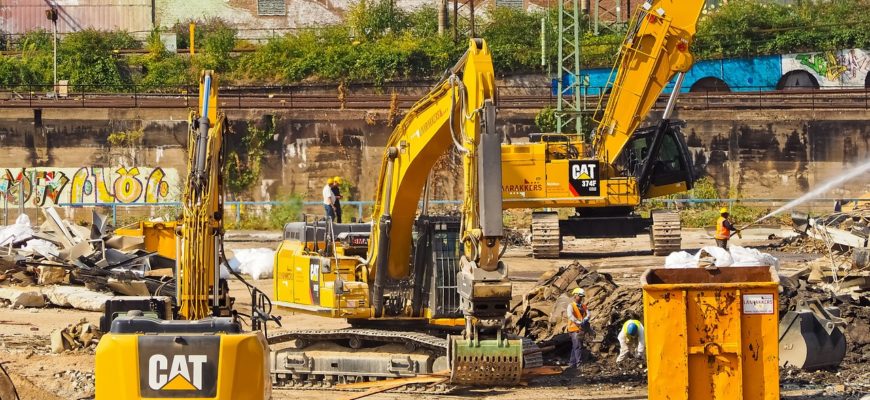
[778,307,847,370]
[447,335,523,386]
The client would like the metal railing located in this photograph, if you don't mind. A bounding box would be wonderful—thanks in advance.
[2,84,868,111]
[3,197,860,228]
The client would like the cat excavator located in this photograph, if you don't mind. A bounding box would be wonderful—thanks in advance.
[95,71,276,399]
[269,38,531,389]
[501,0,705,258]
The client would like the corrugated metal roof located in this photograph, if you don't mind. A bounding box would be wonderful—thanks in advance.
[1,0,153,35]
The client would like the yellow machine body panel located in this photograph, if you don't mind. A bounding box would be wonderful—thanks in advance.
[272,240,371,319]
[501,141,641,209]
[115,221,178,259]
[95,331,270,400]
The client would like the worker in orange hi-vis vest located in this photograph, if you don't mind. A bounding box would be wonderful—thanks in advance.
[714,207,739,249]
[566,288,591,369]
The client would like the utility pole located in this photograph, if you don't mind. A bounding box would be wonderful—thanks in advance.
[45,7,58,96]
[555,0,585,136]
[438,0,448,35]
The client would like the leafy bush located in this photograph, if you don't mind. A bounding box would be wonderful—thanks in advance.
[269,194,305,228]
[131,29,193,90]
[225,119,275,197]
[534,106,556,132]
[58,30,138,90]
[2,0,868,89]
[479,7,543,73]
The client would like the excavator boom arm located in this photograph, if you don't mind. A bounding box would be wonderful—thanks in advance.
[593,0,706,165]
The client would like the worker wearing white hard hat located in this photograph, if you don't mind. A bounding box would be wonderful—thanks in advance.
[566,287,591,369]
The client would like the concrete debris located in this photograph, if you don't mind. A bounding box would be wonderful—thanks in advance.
[37,265,67,285]
[782,207,870,296]
[0,287,46,308]
[42,286,114,312]
[506,262,643,357]
[50,319,102,353]
[0,209,175,302]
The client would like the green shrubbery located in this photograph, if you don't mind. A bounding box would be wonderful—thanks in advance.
[1,0,867,89]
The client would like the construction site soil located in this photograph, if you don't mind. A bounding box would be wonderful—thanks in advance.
[1,229,868,399]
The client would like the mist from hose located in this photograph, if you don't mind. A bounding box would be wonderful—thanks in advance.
[753,158,870,225]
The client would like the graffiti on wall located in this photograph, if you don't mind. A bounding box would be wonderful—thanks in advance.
[786,49,870,87]
[0,167,180,207]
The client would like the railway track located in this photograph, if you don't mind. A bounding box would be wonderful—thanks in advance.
[1,88,868,110]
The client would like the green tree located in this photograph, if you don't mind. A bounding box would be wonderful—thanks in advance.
[58,30,138,90]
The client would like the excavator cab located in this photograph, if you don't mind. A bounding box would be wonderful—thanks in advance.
[621,120,695,198]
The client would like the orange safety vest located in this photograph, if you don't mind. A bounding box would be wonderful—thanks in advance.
[715,216,731,240]
[567,302,588,332]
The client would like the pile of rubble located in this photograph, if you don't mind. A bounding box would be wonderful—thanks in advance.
[779,266,870,394]
[506,262,643,358]
[50,319,102,354]
[777,207,870,298]
[0,207,175,311]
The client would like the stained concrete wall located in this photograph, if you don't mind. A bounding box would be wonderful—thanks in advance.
[1,106,868,208]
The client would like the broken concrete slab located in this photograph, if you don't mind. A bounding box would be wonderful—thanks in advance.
[42,285,113,311]
[0,287,46,307]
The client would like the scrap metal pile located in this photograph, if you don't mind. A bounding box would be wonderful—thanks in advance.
[0,207,175,310]
[784,205,870,298]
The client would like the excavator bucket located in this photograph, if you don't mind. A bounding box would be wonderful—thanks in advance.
[778,299,847,370]
[448,335,523,386]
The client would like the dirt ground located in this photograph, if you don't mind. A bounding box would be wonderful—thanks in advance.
[0,228,865,399]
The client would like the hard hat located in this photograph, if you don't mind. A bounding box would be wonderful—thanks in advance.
[333,176,342,184]
[571,288,585,297]
[719,207,728,214]
[327,178,335,184]
[626,322,639,337]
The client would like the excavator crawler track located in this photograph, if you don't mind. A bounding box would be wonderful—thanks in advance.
[531,212,561,259]
[650,211,681,256]
[269,329,454,393]
[268,329,542,391]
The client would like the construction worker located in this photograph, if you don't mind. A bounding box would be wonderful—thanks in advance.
[331,176,344,223]
[566,287,591,369]
[323,178,336,221]
[714,207,739,249]
[617,319,645,363]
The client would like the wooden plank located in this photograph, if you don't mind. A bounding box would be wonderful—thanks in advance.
[522,366,563,376]
[339,377,448,400]
[335,374,447,390]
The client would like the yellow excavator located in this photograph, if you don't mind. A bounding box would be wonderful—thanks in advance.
[270,38,531,388]
[95,71,276,399]
[502,0,705,258]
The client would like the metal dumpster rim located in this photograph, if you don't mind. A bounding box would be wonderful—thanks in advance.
[640,266,780,288]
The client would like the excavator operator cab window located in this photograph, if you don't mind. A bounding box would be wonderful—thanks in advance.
[620,123,693,187]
